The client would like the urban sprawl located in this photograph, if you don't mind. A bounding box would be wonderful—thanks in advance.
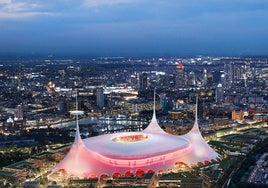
[0,56,267,188]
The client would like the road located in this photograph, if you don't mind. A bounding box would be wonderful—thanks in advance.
[222,169,236,188]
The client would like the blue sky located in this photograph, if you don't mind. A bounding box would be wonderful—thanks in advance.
[0,0,268,56]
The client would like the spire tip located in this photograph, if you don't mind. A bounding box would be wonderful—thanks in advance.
[195,94,198,123]
[153,89,156,117]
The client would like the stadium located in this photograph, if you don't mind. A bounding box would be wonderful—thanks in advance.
[48,96,219,180]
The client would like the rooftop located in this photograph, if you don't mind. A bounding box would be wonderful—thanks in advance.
[4,160,35,170]
[0,169,16,176]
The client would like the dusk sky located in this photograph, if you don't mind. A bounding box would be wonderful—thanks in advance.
[0,0,268,56]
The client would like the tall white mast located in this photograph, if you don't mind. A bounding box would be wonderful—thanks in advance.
[69,90,84,144]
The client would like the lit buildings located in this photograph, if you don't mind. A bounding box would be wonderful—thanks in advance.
[160,95,173,114]
[139,72,148,91]
[14,105,23,121]
[168,109,188,120]
[220,74,225,88]
[203,69,207,86]
[188,71,196,86]
[96,87,104,108]
[224,61,248,88]
[207,73,213,88]
[176,61,186,88]
[248,152,268,185]
[48,96,219,180]
[232,109,244,122]
[57,99,67,114]
[216,83,224,103]
[224,62,235,88]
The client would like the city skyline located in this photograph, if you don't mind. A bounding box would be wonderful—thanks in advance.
[0,0,268,56]
[0,55,267,187]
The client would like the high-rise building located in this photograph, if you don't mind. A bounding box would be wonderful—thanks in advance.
[14,105,23,121]
[168,74,175,88]
[176,62,186,88]
[57,100,68,114]
[139,72,148,91]
[220,74,225,88]
[216,83,224,103]
[160,94,173,114]
[233,65,242,84]
[130,74,138,89]
[96,87,104,109]
[13,105,24,133]
[203,69,207,86]
[207,73,213,87]
[224,62,234,88]
[245,60,251,77]
[224,62,247,88]
[188,71,196,86]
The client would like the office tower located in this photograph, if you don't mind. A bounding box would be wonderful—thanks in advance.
[160,94,173,114]
[245,60,251,77]
[203,69,208,86]
[188,71,196,86]
[130,74,138,89]
[220,74,225,88]
[216,83,224,103]
[224,62,247,87]
[207,73,213,88]
[10,105,24,133]
[139,72,147,91]
[14,105,23,121]
[168,74,175,87]
[57,100,68,114]
[233,65,245,85]
[176,62,186,88]
[97,87,104,108]
[224,62,235,88]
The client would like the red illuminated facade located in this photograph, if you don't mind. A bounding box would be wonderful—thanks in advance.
[48,96,219,180]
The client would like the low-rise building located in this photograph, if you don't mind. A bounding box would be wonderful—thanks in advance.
[158,172,203,188]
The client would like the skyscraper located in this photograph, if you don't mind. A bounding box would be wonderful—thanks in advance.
[139,72,148,91]
[203,69,207,86]
[207,73,213,88]
[188,71,196,86]
[224,62,246,88]
[160,94,173,114]
[224,62,234,88]
[176,62,186,88]
[220,74,225,88]
[57,99,68,114]
[216,83,224,103]
[130,74,138,89]
[14,105,23,121]
[97,87,104,109]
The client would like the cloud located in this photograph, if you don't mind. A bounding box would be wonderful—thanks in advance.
[0,0,55,20]
[83,0,138,7]
[0,0,11,4]
[0,12,55,20]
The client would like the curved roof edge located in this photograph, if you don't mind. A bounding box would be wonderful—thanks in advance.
[49,94,88,178]
[142,90,167,134]
[48,93,220,179]
[74,113,84,146]
[185,95,200,135]
[182,95,219,162]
